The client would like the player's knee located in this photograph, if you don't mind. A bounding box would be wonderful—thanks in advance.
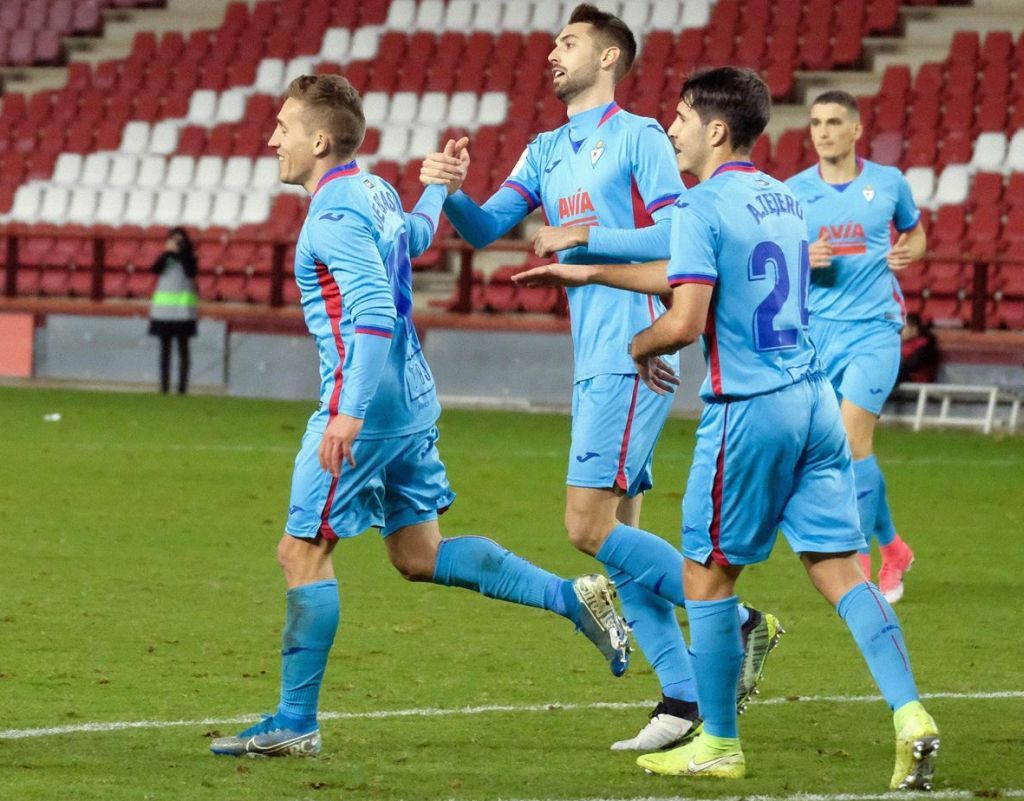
[387,547,434,582]
[564,511,602,555]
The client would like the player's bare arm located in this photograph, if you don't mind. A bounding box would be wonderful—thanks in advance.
[513,259,671,294]
[318,414,363,477]
[630,282,714,361]
[886,222,926,271]
[420,136,470,195]
[532,224,590,256]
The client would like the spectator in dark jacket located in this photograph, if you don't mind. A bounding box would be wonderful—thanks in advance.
[148,227,199,394]
[898,313,939,384]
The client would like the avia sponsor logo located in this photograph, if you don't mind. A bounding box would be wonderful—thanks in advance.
[819,222,867,255]
[558,188,598,227]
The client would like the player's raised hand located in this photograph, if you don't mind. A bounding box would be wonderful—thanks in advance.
[512,262,594,287]
[532,225,588,257]
[420,136,470,195]
[808,234,833,269]
[318,414,363,477]
[887,232,913,271]
[633,355,680,395]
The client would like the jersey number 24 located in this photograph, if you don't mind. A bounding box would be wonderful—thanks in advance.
[748,240,810,352]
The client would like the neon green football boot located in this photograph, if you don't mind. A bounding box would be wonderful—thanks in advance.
[891,700,940,790]
[637,732,745,779]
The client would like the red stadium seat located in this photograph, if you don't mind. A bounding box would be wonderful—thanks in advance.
[969,173,1004,208]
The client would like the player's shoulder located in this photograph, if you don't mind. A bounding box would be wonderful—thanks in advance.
[861,158,907,185]
[785,164,820,189]
[308,176,374,230]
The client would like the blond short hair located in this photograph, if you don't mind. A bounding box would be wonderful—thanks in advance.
[285,74,365,157]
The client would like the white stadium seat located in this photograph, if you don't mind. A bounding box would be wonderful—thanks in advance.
[680,0,710,28]
[443,0,474,29]
[472,2,501,31]
[1004,130,1024,172]
[10,184,43,223]
[447,92,478,126]
[222,156,254,191]
[67,188,98,225]
[210,191,242,228]
[389,91,419,125]
[240,192,271,225]
[477,92,507,126]
[165,155,196,190]
[123,188,155,226]
[319,28,350,61]
[52,153,83,186]
[904,167,936,208]
[932,164,970,207]
[108,154,139,188]
[119,120,151,155]
[251,157,280,190]
[530,0,561,32]
[216,88,248,124]
[348,26,382,61]
[193,155,225,191]
[502,1,531,30]
[970,132,1007,172]
[148,120,180,155]
[419,92,449,126]
[95,188,127,226]
[254,58,285,94]
[386,0,415,28]
[80,153,111,187]
[650,0,683,29]
[283,56,317,85]
[415,0,445,30]
[620,2,651,35]
[377,127,410,160]
[407,126,441,158]
[136,155,167,189]
[187,90,218,125]
[38,186,71,223]
[152,189,184,227]
[361,92,388,126]
[181,190,213,228]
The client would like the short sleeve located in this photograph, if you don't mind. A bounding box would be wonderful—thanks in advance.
[666,198,720,287]
[631,122,685,222]
[893,172,921,233]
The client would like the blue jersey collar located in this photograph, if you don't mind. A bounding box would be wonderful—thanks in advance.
[709,160,757,179]
[567,101,621,153]
[313,160,360,196]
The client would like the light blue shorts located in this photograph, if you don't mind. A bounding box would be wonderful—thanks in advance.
[809,317,902,416]
[285,425,456,540]
[682,372,865,566]
[567,373,674,497]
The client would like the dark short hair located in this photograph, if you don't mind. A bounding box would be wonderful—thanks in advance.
[811,90,860,117]
[285,74,365,157]
[567,3,637,81]
[679,67,771,151]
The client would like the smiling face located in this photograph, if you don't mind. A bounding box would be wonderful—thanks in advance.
[667,98,714,178]
[267,97,324,189]
[548,23,605,103]
[809,101,862,163]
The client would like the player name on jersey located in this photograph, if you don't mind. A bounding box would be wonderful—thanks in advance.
[746,192,805,225]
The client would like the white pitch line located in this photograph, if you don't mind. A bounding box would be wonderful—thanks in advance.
[481,792,1024,801]
[1,690,1021,741]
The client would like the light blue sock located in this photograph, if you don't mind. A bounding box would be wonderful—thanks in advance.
[596,524,685,605]
[873,468,898,547]
[606,565,696,701]
[853,455,883,545]
[837,582,919,710]
[277,579,340,729]
[686,596,743,738]
[432,536,572,616]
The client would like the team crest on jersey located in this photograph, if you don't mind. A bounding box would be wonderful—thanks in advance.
[755,177,770,187]
[591,140,605,166]
[363,178,374,189]
[863,185,875,202]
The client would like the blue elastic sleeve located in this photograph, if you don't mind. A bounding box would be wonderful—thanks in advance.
[443,186,531,248]
[404,184,447,257]
[586,216,673,261]
[339,331,394,418]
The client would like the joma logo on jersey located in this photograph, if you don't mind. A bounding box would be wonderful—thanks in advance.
[819,223,866,240]
[558,189,595,220]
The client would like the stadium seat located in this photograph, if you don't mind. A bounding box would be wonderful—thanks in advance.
[94,188,127,226]
[108,154,139,188]
[193,155,225,191]
[970,133,1008,172]
[152,189,184,227]
[905,167,935,207]
[933,165,970,206]
[10,183,42,223]
[80,153,111,187]
[1004,131,1024,172]
[165,155,196,189]
[123,188,155,226]
[148,120,180,156]
[52,152,83,186]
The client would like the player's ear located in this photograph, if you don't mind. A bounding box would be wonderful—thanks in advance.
[313,130,330,157]
[600,45,620,73]
[708,119,729,149]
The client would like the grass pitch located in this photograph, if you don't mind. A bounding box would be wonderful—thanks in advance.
[0,386,1021,801]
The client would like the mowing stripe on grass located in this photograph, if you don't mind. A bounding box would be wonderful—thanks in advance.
[480,791,1024,801]
[2,690,1021,741]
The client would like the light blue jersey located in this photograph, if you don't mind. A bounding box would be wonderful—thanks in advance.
[786,158,919,324]
[445,101,684,381]
[667,162,815,402]
[295,162,444,438]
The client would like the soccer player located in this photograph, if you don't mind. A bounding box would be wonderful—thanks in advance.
[420,4,782,751]
[786,91,927,603]
[208,74,632,758]
[514,67,939,790]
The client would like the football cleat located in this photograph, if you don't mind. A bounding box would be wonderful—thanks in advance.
[572,573,631,677]
[209,714,321,757]
[611,698,701,751]
[879,539,915,604]
[637,733,745,778]
[736,606,785,712]
[891,701,939,790]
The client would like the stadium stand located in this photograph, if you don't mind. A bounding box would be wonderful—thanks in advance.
[0,0,1021,335]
